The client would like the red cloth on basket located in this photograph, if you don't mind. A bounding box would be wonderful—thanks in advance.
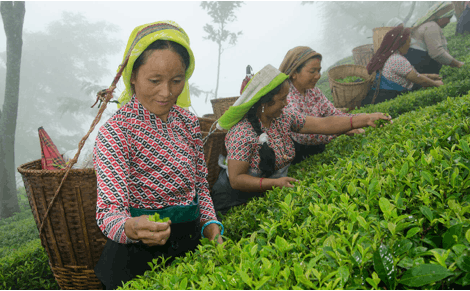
[38,127,66,170]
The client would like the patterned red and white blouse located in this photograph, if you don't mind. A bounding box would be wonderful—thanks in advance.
[225,110,305,176]
[382,51,415,90]
[285,81,354,145]
[94,96,217,244]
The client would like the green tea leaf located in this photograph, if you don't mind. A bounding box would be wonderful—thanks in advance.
[406,227,421,239]
[456,272,470,286]
[466,229,470,244]
[356,215,368,229]
[275,236,289,253]
[442,223,463,249]
[420,206,433,222]
[284,194,292,206]
[399,264,452,287]
[456,253,470,272]
[373,244,396,290]
[337,266,349,287]
[460,139,470,153]
[399,162,409,179]
[397,257,414,269]
[393,239,413,257]
[179,277,188,290]
[379,197,391,215]
[420,171,434,185]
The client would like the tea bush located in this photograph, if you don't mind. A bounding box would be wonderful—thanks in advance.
[0,188,58,290]
[0,239,59,290]
[122,94,470,290]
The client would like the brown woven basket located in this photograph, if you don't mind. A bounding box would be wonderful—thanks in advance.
[210,96,239,120]
[17,160,106,290]
[372,26,394,52]
[202,113,216,119]
[199,117,227,190]
[352,44,374,67]
[328,64,373,111]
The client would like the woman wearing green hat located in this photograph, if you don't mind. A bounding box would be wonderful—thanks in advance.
[93,21,222,289]
[404,1,465,76]
[211,64,391,217]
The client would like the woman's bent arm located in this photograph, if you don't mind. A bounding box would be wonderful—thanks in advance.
[227,159,297,192]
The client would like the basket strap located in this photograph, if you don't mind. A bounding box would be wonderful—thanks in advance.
[371,71,383,105]
[202,120,219,145]
[38,60,128,235]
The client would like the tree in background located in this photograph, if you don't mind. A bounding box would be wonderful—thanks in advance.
[0,12,121,175]
[0,1,25,218]
[200,1,243,99]
[302,1,434,67]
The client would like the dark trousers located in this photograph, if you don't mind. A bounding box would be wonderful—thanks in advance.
[291,140,326,166]
[94,218,201,290]
[211,168,264,219]
[361,88,401,107]
[404,47,442,75]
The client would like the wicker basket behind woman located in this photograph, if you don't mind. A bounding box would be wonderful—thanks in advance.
[328,64,373,111]
[17,118,226,290]
[17,161,106,290]
[210,96,239,120]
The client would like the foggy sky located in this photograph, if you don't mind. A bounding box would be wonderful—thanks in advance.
[0,1,333,117]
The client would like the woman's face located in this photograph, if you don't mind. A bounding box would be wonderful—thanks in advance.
[291,58,322,93]
[131,49,186,121]
[262,81,289,119]
[436,17,451,28]
[399,36,412,55]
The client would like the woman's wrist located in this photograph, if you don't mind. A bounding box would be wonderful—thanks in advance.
[201,220,223,239]
[124,217,139,240]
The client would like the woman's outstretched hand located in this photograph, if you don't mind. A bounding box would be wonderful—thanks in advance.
[365,113,392,128]
[345,128,365,136]
[273,177,298,188]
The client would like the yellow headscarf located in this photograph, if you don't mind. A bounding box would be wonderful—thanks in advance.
[117,20,195,108]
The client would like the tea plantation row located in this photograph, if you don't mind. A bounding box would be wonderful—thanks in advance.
[123,90,470,289]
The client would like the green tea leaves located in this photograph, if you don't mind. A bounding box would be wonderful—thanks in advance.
[373,244,396,290]
[400,264,452,287]
[420,206,433,223]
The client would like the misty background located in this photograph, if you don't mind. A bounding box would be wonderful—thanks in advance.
[0,1,440,186]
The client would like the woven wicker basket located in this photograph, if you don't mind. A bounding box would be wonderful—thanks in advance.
[199,117,227,190]
[210,96,239,120]
[328,64,373,111]
[372,26,394,52]
[202,113,216,119]
[17,118,226,289]
[352,44,374,67]
[17,161,106,290]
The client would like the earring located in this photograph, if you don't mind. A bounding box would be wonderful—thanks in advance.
[262,106,265,113]
[170,92,173,96]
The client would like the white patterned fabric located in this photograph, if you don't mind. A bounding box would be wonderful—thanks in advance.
[382,51,415,90]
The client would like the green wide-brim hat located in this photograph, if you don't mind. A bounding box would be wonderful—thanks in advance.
[117,20,195,109]
[412,1,454,28]
[217,64,289,130]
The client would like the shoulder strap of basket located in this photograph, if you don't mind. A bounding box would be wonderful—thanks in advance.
[202,120,219,145]
[38,59,129,235]
[371,70,382,105]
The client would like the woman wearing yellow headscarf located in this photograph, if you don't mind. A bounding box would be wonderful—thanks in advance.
[93,20,223,289]
[404,2,465,76]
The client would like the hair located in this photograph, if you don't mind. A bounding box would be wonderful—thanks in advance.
[295,55,322,74]
[132,40,190,76]
[246,80,286,178]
